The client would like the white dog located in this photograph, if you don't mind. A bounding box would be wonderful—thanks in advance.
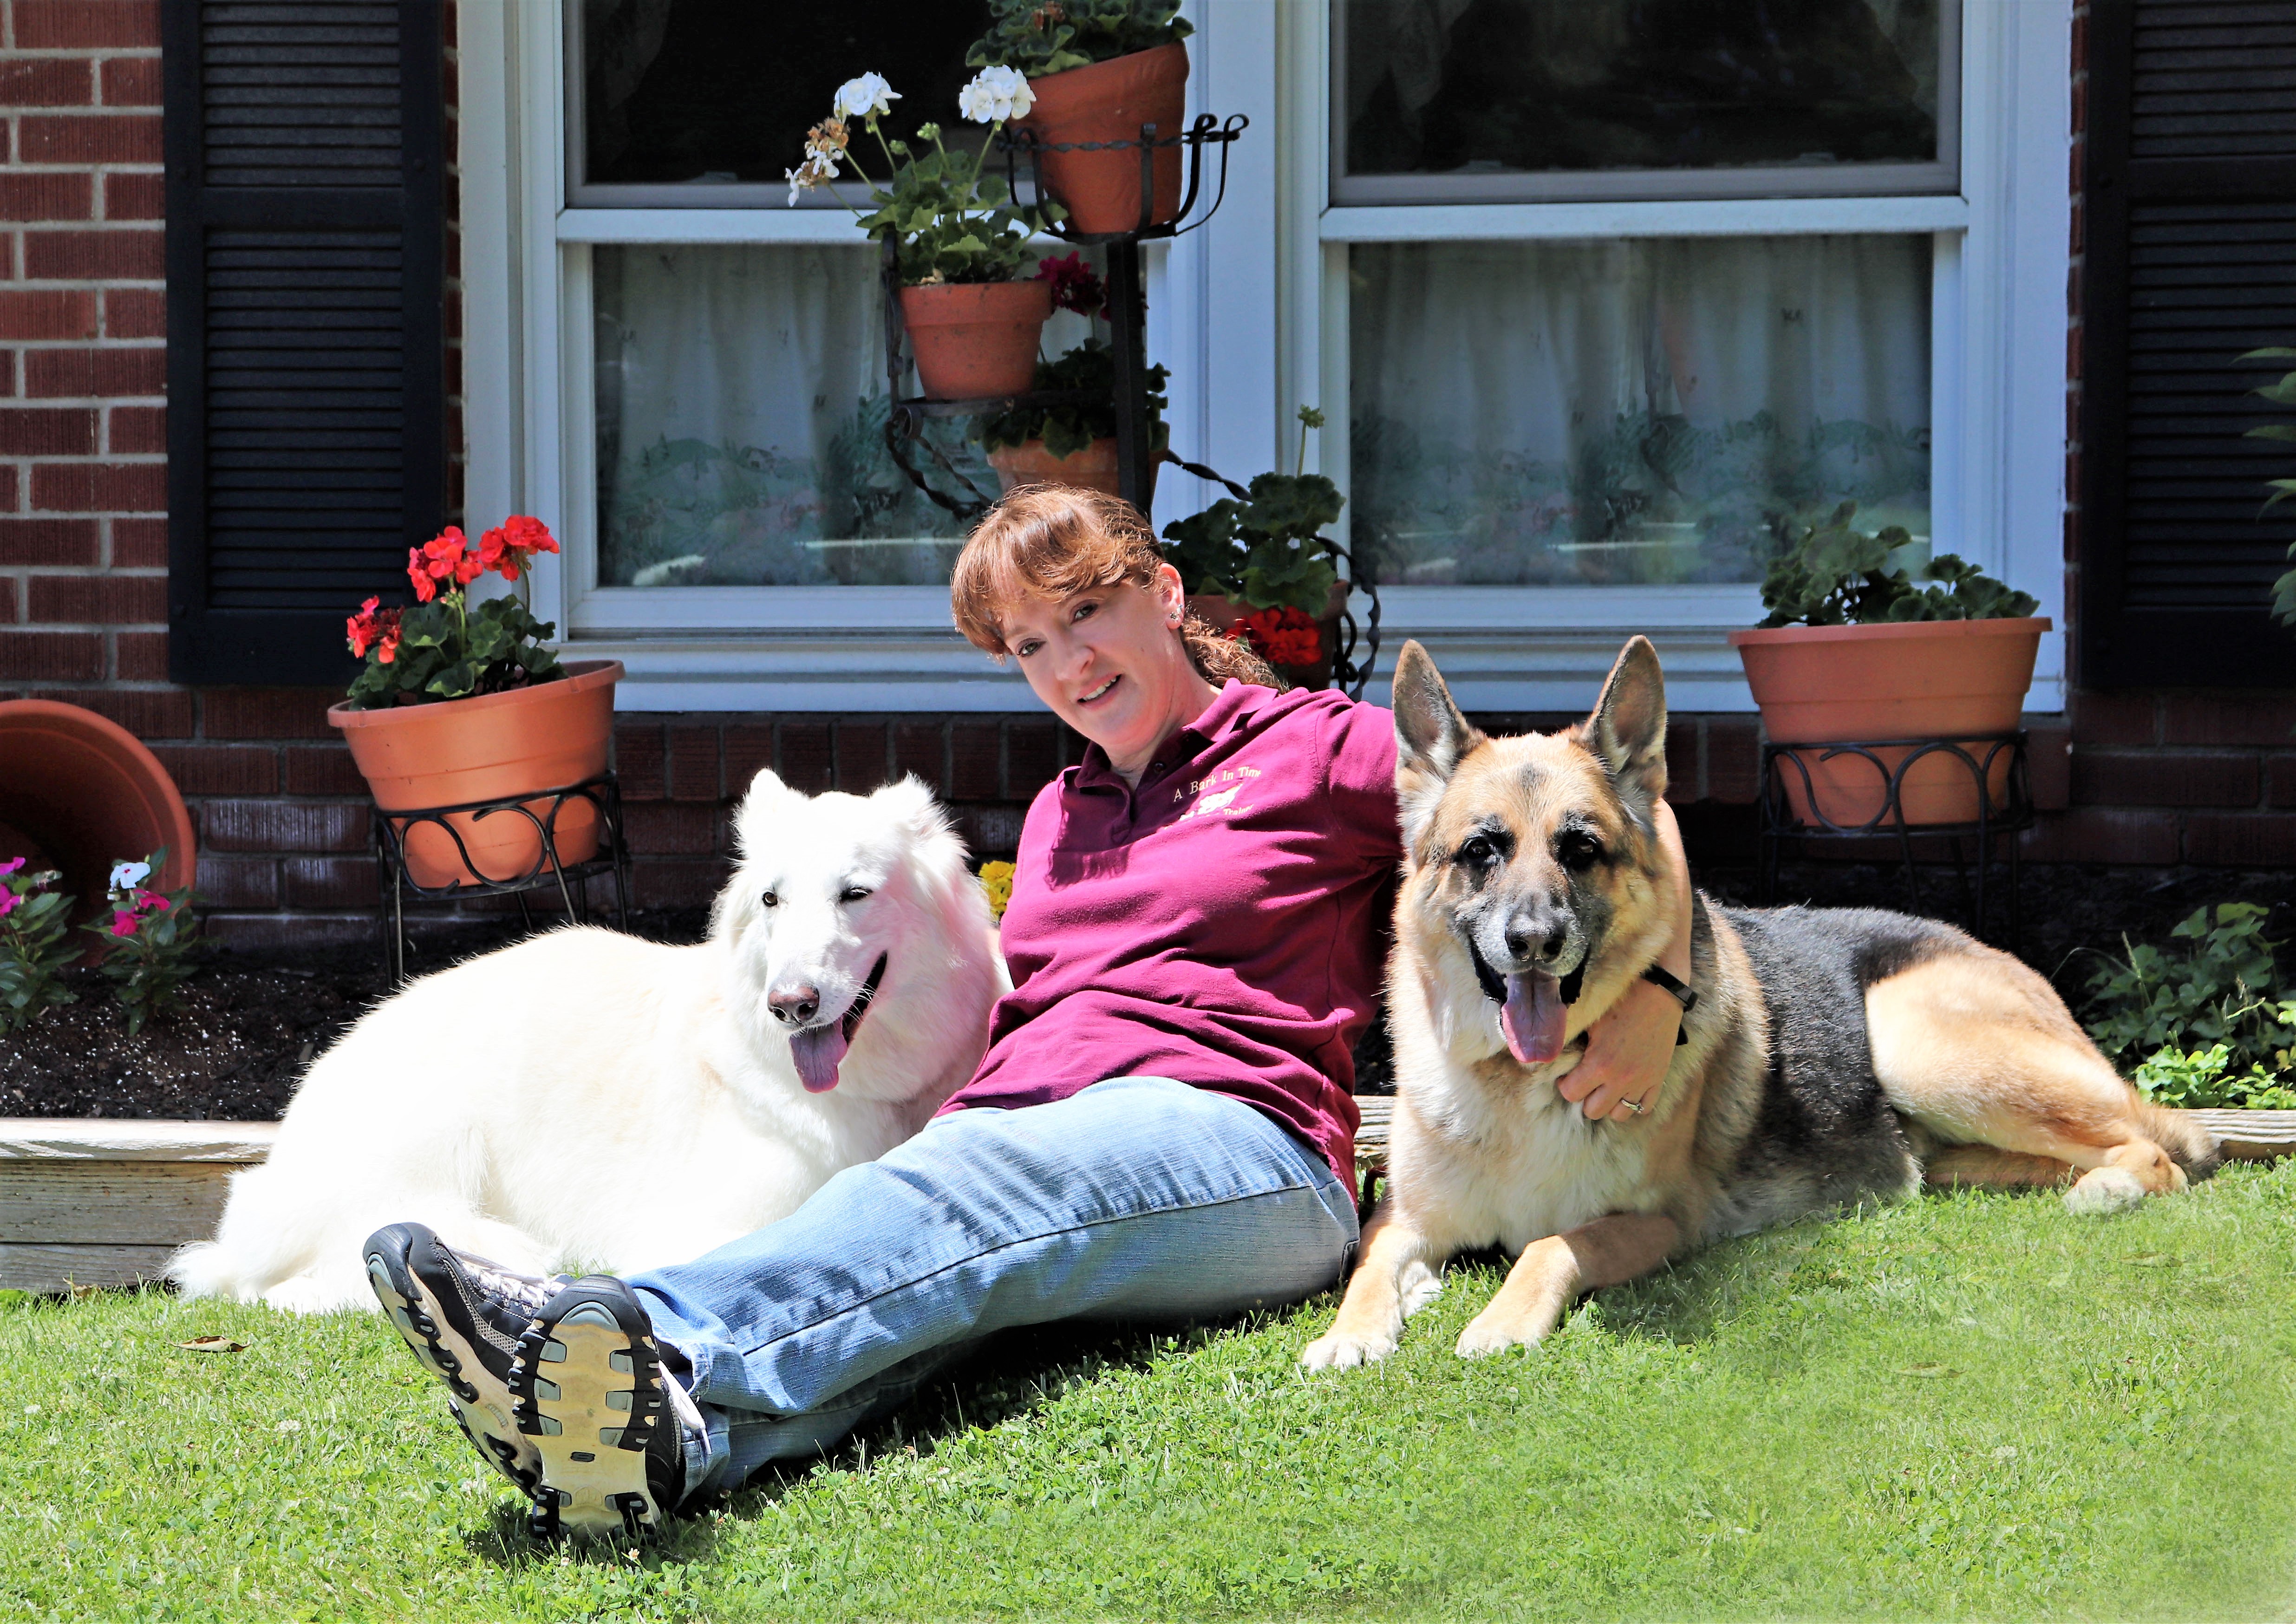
[171,770,1007,1314]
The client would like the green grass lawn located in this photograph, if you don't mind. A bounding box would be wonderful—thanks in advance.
[10,1164,2296,1624]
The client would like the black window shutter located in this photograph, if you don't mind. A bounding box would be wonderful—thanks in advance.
[165,0,444,686]
[2078,0,2296,688]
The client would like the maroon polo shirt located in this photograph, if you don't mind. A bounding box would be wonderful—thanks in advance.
[941,680,1402,1187]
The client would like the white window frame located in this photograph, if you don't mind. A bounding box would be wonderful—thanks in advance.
[458,0,2069,714]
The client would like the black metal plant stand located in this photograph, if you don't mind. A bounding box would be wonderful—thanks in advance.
[371,771,632,984]
[877,112,1383,700]
[1755,733,2035,949]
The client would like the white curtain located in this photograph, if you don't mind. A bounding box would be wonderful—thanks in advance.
[1349,234,1931,586]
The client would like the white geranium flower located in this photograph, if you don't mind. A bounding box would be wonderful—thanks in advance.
[784,151,839,207]
[832,72,900,122]
[110,860,151,890]
[958,65,1034,124]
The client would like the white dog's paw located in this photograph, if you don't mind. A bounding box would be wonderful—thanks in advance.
[1299,1326,1397,1371]
[1397,1259,1444,1319]
[2063,1166,2147,1216]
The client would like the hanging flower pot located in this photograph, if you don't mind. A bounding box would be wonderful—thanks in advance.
[899,280,1053,400]
[1729,618,2050,828]
[1013,42,1189,235]
[1188,584,1349,691]
[332,659,623,889]
[984,436,1163,509]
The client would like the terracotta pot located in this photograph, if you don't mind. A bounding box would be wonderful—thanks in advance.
[1728,618,2050,828]
[329,660,622,889]
[898,280,1052,401]
[0,698,198,958]
[984,436,1159,510]
[1188,584,1350,691]
[1015,43,1189,235]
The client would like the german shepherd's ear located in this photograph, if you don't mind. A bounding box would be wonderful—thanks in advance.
[1581,636,1668,816]
[1391,640,1486,850]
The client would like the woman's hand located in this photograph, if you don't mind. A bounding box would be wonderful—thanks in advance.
[1556,801,1694,1123]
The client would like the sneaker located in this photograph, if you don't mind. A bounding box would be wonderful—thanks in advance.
[364,1222,554,1495]
[513,1275,686,1541]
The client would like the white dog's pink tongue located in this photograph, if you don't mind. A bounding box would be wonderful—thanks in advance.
[1500,969,1567,1064]
[788,1025,849,1093]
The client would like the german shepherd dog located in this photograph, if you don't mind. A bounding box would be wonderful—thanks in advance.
[1302,638,2220,1370]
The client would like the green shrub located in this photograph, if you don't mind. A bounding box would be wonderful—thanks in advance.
[1757,501,2038,628]
[84,853,202,1036]
[0,860,78,1032]
[968,0,1192,78]
[2081,902,2296,1109]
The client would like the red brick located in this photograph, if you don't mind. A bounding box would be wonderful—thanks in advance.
[0,465,15,508]
[0,58,93,106]
[31,461,165,513]
[2184,812,2296,867]
[101,170,163,221]
[2068,689,2157,746]
[893,722,945,791]
[24,229,163,281]
[14,0,162,48]
[107,403,163,453]
[282,744,364,796]
[110,515,164,566]
[101,287,163,339]
[2270,757,2296,810]
[0,629,102,680]
[0,406,93,455]
[0,517,97,565]
[834,721,889,793]
[29,683,189,737]
[98,56,162,107]
[26,571,164,623]
[0,578,14,622]
[114,629,165,679]
[954,803,1025,859]
[199,687,338,740]
[18,114,162,165]
[948,722,999,801]
[623,801,721,856]
[778,722,832,794]
[2018,807,2180,865]
[1007,721,1059,798]
[0,172,91,220]
[612,721,665,799]
[191,856,279,910]
[666,724,720,802]
[2159,693,2296,748]
[722,724,774,795]
[631,858,723,910]
[204,912,370,952]
[0,360,13,401]
[145,744,277,796]
[1662,718,1698,804]
[1705,717,1762,804]
[0,289,95,341]
[281,856,379,909]
[2069,749,2258,808]
[201,799,367,854]
[2026,723,2072,812]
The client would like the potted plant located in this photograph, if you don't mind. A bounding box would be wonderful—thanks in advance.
[2240,345,2296,623]
[1728,502,2047,828]
[1161,410,1350,688]
[970,0,1193,235]
[789,70,1058,400]
[976,253,1168,500]
[329,518,623,889]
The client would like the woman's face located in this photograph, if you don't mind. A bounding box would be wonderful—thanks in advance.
[1001,563,1209,777]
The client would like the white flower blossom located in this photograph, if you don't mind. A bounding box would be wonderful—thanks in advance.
[832,72,900,122]
[958,65,1034,124]
[784,151,839,207]
[110,860,150,891]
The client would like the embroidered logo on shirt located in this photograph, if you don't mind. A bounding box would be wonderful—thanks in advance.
[1175,764,1260,820]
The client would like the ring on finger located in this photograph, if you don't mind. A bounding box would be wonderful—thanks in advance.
[1619,1096,1649,1116]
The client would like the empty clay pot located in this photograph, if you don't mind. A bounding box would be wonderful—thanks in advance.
[329,660,622,889]
[899,280,1053,401]
[1015,43,1190,235]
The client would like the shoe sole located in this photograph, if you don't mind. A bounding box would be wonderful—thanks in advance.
[513,1282,672,1540]
[363,1227,543,1494]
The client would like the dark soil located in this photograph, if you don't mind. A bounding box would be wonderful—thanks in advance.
[7,866,2293,1121]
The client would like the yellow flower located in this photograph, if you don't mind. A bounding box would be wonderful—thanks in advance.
[978,861,1016,922]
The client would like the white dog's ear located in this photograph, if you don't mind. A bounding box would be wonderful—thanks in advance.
[730,768,796,861]
[871,774,951,842]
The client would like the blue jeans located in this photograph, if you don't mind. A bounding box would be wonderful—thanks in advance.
[627,1075,1358,1499]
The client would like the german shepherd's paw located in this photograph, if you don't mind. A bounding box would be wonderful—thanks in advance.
[1397,1259,1444,1317]
[1454,1311,1546,1360]
[2062,1166,2148,1215]
[1298,1327,1398,1371]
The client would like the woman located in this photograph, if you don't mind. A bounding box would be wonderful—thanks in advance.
[366,488,1692,1539]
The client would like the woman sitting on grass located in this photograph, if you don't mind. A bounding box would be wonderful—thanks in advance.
[365,486,1694,1539]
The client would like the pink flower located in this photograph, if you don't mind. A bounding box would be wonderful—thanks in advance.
[0,889,17,920]
[111,909,139,938]
[0,856,23,878]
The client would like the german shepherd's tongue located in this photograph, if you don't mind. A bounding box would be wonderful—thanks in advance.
[787,1025,849,1094]
[1500,968,1568,1065]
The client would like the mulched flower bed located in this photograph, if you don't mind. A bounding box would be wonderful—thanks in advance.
[7,869,2293,1122]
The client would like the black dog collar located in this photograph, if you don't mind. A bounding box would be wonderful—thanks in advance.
[1642,962,1697,1044]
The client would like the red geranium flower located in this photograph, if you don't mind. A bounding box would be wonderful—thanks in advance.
[481,515,559,583]
[1229,606,1323,667]
[1034,252,1103,318]
[347,597,404,661]
[407,528,470,601]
